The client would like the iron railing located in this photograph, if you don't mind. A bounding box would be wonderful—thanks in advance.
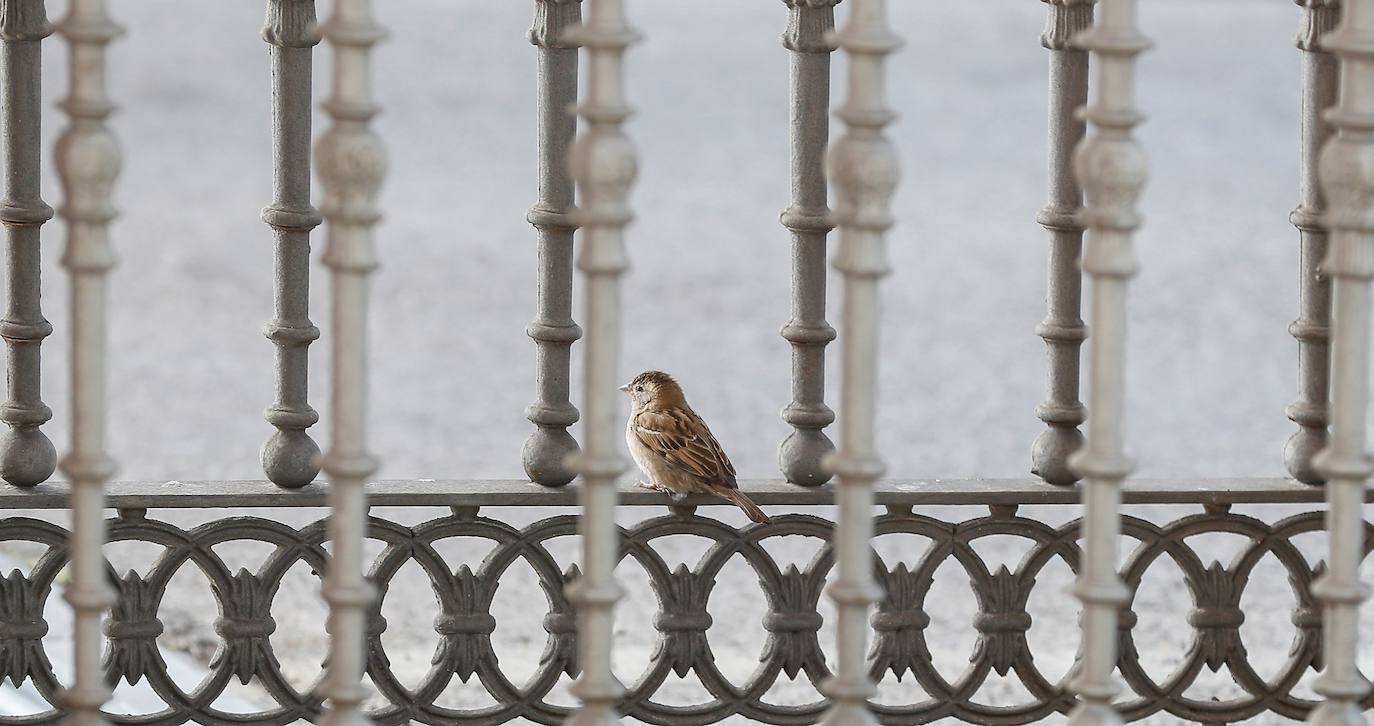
[0,0,1367,724]
[0,479,1369,724]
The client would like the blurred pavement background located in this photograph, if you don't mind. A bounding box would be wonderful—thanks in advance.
[5,1,1364,724]
[22,0,1315,483]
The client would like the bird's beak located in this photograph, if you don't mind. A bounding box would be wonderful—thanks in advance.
[618,383,631,393]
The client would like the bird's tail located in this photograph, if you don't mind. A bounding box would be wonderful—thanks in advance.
[720,488,771,525]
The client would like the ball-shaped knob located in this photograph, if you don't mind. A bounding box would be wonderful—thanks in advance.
[0,428,56,487]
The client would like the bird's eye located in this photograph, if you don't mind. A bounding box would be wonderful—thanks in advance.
[635,385,644,392]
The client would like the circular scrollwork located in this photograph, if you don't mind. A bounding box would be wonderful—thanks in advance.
[0,505,1365,725]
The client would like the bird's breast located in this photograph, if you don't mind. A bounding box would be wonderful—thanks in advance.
[625,418,702,493]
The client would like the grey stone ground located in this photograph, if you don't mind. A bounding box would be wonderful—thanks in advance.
[2,0,1373,723]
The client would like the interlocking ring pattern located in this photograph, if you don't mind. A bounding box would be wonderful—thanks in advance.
[0,505,1368,724]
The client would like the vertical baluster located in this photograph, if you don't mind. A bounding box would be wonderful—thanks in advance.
[1286,0,1341,485]
[54,0,122,721]
[1065,0,1149,723]
[525,0,583,488]
[822,0,900,723]
[1308,0,1374,721]
[778,0,839,487]
[1032,0,1093,486]
[261,0,323,489]
[316,0,385,722]
[563,0,637,721]
[0,0,56,489]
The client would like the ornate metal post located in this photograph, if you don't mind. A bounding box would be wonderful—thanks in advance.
[524,0,582,488]
[0,0,55,488]
[563,0,637,721]
[316,0,385,722]
[54,0,122,721]
[1065,0,1149,723]
[1286,0,1341,485]
[778,0,839,487]
[261,0,323,489]
[1032,0,1093,486]
[822,0,900,723]
[1308,0,1374,720]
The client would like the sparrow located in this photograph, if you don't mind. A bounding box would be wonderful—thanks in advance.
[622,370,771,524]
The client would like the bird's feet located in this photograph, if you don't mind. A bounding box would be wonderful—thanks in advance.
[636,480,690,504]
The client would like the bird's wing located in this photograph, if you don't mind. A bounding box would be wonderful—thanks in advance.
[632,408,737,487]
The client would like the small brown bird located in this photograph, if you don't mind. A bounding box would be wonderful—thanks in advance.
[622,370,770,524]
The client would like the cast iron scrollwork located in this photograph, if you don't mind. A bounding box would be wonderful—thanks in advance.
[0,506,1365,724]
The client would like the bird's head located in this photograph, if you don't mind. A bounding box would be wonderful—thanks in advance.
[620,370,686,410]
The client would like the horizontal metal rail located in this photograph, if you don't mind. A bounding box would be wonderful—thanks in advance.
[0,478,1363,510]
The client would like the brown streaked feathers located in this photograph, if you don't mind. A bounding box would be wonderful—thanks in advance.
[631,408,736,485]
[623,371,770,524]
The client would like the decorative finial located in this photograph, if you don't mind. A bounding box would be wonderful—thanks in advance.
[530,0,582,49]
[1041,0,1096,51]
[782,0,841,54]
[1296,0,1341,51]
[0,0,49,42]
[263,0,319,48]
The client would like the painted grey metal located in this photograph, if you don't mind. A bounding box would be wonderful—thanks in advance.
[0,502,1366,724]
[524,0,583,488]
[0,0,55,489]
[564,0,638,721]
[53,0,124,721]
[260,0,323,489]
[315,0,386,722]
[1286,0,1341,486]
[0,476,1363,509]
[777,0,838,487]
[0,4,1362,726]
[823,1,901,723]
[1032,0,1093,487]
[1308,0,1374,721]
[1065,0,1150,723]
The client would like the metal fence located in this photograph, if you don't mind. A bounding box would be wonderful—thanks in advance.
[0,0,1368,723]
